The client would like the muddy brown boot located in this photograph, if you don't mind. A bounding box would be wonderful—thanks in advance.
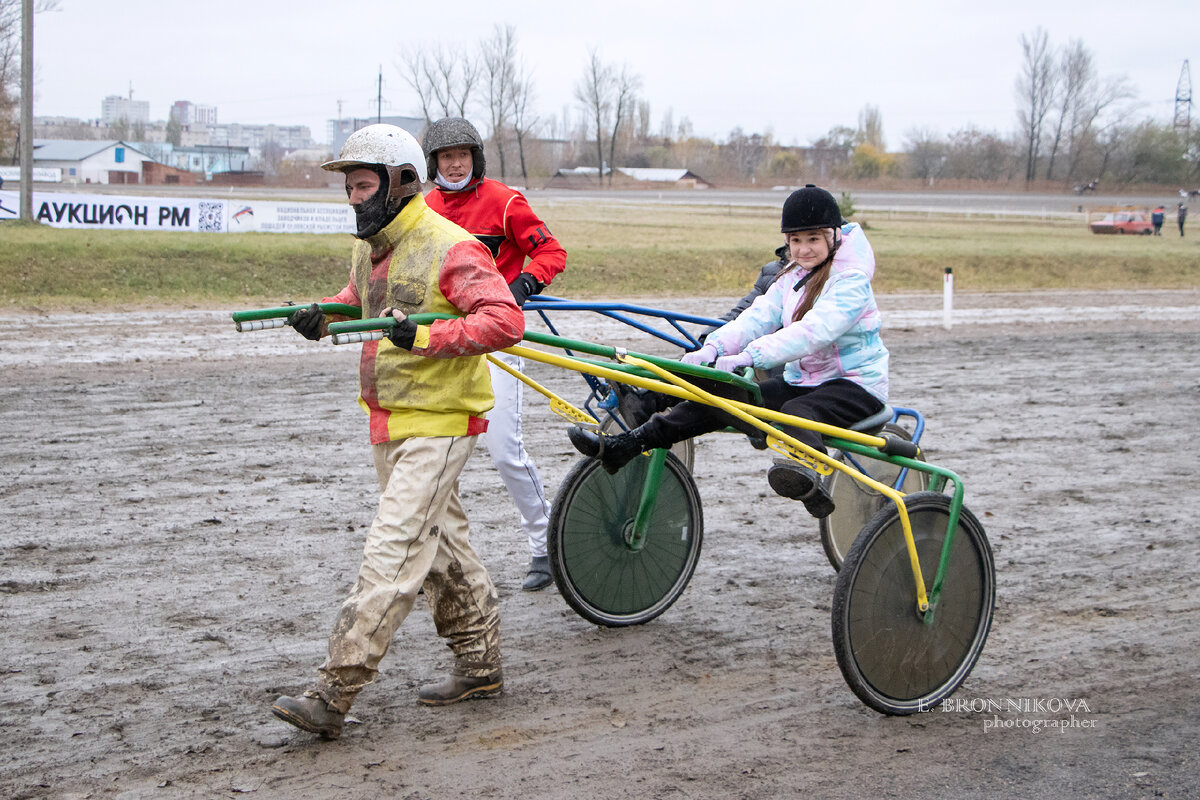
[271,693,344,739]
[567,426,649,474]
[417,671,504,706]
[767,459,836,519]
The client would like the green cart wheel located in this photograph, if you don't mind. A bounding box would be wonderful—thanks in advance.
[831,491,995,716]
[819,422,928,571]
[548,450,703,627]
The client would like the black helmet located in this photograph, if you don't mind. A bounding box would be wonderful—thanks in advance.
[781,184,844,233]
[421,117,486,182]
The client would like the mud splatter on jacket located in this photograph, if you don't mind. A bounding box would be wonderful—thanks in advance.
[425,177,566,286]
[323,194,524,443]
[705,223,889,402]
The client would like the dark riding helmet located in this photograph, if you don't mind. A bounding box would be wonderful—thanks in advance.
[421,117,486,182]
[781,184,845,233]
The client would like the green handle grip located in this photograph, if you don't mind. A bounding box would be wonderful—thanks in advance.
[231,303,362,332]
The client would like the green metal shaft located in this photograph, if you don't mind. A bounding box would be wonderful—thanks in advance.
[231,303,362,323]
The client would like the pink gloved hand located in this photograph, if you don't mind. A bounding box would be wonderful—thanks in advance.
[714,351,754,373]
[679,344,718,366]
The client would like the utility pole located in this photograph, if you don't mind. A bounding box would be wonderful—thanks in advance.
[19,0,33,221]
[376,66,382,124]
[1175,60,1192,133]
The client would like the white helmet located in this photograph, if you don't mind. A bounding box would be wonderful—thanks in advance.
[322,124,427,203]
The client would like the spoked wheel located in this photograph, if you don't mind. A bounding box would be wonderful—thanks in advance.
[819,422,927,571]
[831,491,995,715]
[600,414,694,473]
[548,451,703,627]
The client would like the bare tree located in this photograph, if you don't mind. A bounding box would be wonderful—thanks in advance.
[1015,27,1057,183]
[606,63,640,186]
[511,60,538,185]
[1,0,58,159]
[857,104,885,150]
[574,47,612,185]
[397,44,479,124]
[574,49,641,187]
[903,127,947,181]
[481,23,519,179]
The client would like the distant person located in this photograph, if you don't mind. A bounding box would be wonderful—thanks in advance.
[269,124,523,740]
[1151,206,1165,236]
[422,117,568,592]
[568,185,889,520]
[1179,203,1188,237]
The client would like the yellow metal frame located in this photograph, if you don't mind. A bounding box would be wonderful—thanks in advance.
[499,343,932,612]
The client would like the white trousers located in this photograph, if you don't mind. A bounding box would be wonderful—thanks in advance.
[481,353,551,558]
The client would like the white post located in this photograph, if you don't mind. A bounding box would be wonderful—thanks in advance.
[943,268,953,330]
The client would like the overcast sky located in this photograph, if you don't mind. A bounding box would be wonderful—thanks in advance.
[31,0,1197,148]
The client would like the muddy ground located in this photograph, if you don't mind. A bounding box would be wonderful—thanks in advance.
[2,290,1198,799]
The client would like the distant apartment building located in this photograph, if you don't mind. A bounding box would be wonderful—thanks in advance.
[170,100,218,127]
[326,115,424,156]
[207,123,312,150]
[101,95,150,126]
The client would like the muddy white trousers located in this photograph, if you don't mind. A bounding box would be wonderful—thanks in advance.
[481,353,552,558]
[313,435,501,713]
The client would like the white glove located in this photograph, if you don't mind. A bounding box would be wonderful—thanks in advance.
[714,352,754,373]
[680,344,718,366]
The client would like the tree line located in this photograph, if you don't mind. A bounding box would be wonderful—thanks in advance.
[400,24,1197,190]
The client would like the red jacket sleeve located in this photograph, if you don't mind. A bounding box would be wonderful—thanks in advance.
[414,239,524,358]
[504,193,567,287]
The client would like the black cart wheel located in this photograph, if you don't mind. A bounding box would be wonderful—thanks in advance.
[548,451,703,627]
[831,492,995,715]
[819,422,927,571]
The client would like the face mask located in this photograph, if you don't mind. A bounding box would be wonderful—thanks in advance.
[435,170,472,191]
[351,166,394,239]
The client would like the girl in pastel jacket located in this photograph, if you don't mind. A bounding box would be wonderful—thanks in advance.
[567,185,889,519]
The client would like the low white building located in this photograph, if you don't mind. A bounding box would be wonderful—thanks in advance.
[32,140,157,185]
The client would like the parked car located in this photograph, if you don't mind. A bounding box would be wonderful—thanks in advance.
[1089,211,1154,235]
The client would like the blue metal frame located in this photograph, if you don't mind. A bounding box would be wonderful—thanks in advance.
[524,297,725,425]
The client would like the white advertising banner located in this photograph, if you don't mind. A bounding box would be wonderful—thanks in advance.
[224,200,354,234]
[0,166,63,182]
[0,191,355,235]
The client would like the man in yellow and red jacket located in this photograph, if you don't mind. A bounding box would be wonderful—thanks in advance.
[270,124,524,740]
[422,117,567,591]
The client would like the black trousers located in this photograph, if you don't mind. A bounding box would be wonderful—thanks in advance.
[638,377,884,455]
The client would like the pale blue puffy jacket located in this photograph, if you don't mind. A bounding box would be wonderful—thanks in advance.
[705,223,889,402]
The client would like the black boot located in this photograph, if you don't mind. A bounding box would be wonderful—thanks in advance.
[767,459,836,519]
[522,555,552,592]
[568,426,650,474]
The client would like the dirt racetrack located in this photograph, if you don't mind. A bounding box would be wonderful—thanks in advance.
[2,289,1198,799]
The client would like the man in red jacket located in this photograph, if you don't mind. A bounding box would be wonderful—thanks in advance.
[422,117,568,592]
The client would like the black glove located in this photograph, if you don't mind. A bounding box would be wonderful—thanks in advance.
[380,308,418,350]
[288,303,324,341]
[508,272,543,307]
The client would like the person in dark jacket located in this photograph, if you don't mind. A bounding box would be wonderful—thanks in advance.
[1179,203,1188,237]
[609,247,788,428]
[1151,206,1165,236]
